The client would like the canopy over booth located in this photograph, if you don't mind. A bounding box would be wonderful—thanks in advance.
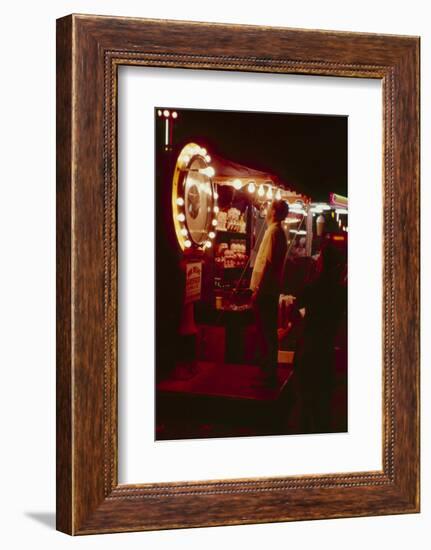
[209,151,309,203]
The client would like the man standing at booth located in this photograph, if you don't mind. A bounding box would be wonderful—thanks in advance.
[250,200,289,384]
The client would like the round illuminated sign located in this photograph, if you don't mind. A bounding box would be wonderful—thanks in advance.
[172,143,217,250]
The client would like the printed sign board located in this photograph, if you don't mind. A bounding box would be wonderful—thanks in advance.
[184,262,202,304]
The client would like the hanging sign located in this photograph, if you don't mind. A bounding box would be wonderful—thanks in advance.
[329,192,348,208]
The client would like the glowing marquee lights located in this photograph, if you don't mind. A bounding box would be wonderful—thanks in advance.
[172,142,218,251]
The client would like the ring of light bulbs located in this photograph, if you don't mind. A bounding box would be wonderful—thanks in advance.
[172,142,218,251]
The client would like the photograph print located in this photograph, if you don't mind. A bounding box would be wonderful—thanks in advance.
[155,107,348,441]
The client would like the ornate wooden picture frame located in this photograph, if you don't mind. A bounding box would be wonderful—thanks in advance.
[56,14,420,534]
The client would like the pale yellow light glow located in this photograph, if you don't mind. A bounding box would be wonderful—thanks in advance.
[248,181,256,193]
[172,142,205,251]
[200,166,215,177]
[258,185,265,197]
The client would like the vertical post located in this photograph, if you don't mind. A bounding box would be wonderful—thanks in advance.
[305,204,313,256]
[165,117,169,149]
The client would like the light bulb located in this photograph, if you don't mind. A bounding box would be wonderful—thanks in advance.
[177,213,185,222]
[163,109,170,117]
[181,228,188,236]
[176,197,184,206]
[213,206,219,213]
[233,179,242,190]
[275,189,282,200]
[212,219,218,226]
[214,191,219,200]
[205,155,211,163]
[205,241,212,248]
[258,185,264,197]
[248,181,256,193]
[200,167,215,177]
[266,187,273,199]
[184,240,192,248]
[171,111,178,119]
[157,109,162,116]
[209,231,216,239]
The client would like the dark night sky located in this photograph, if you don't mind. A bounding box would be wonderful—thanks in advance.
[163,108,347,202]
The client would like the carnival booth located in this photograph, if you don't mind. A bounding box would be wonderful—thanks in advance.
[171,142,312,366]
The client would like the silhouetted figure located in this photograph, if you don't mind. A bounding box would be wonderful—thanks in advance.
[293,234,347,433]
